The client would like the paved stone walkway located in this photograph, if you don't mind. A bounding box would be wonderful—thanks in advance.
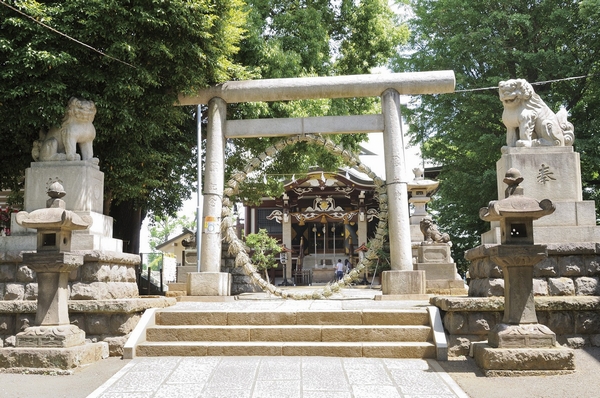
[88,356,469,398]
[88,291,469,397]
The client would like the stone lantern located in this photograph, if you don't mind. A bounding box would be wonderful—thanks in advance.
[480,168,555,332]
[473,168,574,374]
[14,181,91,347]
[407,167,439,226]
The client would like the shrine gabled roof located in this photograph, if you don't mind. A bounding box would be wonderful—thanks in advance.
[246,168,378,209]
[278,168,378,205]
[284,168,375,191]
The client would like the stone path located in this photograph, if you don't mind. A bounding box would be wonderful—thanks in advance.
[89,292,468,397]
[88,355,469,398]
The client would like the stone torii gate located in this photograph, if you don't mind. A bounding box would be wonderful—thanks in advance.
[177,71,455,296]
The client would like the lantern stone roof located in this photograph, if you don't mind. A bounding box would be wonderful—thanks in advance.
[479,168,555,222]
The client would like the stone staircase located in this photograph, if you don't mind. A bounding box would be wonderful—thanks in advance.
[130,307,442,359]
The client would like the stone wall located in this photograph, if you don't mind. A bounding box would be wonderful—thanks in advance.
[0,250,140,301]
[221,243,262,295]
[0,250,176,355]
[0,297,174,356]
[432,296,600,357]
[467,243,600,297]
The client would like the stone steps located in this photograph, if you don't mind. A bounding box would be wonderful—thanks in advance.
[134,308,438,359]
[155,309,430,326]
[146,324,432,342]
[135,341,436,358]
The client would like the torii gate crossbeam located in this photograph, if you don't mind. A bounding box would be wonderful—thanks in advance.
[179,71,454,105]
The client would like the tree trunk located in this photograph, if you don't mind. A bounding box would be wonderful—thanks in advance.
[110,200,145,254]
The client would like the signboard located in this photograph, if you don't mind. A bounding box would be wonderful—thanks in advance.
[203,216,220,234]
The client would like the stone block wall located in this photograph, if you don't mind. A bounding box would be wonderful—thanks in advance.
[432,296,600,357]
[467,243,600,297]
[0,298,174,356]
[220,243,262,295]
[0,250,176,355]
[0,251,140,301]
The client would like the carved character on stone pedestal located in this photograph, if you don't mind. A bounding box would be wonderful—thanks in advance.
[499,79,574,147]
[32,97,97,162]
[420,217,451,245]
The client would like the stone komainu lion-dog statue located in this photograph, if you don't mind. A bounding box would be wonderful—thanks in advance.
[32,97,97,162]
[499,79,574,147]
[420,217,451,245]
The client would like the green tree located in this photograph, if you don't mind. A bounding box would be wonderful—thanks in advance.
[0,0,246,252]
[395,0,599,273]
[224,0,409,203]
[1,0,408,254]
[245,229,282,284]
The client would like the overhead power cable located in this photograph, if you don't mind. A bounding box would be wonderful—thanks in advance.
[1,1,136,69]
[454,73,599,93]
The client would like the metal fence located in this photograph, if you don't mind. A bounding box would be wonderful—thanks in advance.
[138,252,164,295]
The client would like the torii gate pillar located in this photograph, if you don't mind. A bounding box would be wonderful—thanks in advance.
[380,89,426,296]
[187,97,232,296]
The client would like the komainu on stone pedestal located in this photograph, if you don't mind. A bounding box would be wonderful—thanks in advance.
[499,79,574,148]
[420,217,451,244]
[32,97,97,162]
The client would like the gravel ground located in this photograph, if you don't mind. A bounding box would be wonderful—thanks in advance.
[438,347,600,398]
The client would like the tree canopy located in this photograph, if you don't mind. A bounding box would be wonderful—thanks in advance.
[1,0,407,251]
[395,0,600,273]
[0,0,246,251]
[224,0,408,204]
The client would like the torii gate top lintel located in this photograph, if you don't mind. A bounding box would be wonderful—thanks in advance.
[178,70,455,105]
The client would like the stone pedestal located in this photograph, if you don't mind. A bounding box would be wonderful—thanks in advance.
[381,270,426,296]
[415,245,467,295]
[417,244,452,264]
[488,323,556,348]
[496,147,582,202]
[13,253,90,351]
[472,342,575,376]
[24,160,104,213]
[187,272,231,296]
[481,147,600,246]
[416,262,456,280]
[23,252,83,326]
[489,244,548,324]
[0,342,109,373]
[14,160,123,252]
[416,263,467,295]
[16,325,86,348]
